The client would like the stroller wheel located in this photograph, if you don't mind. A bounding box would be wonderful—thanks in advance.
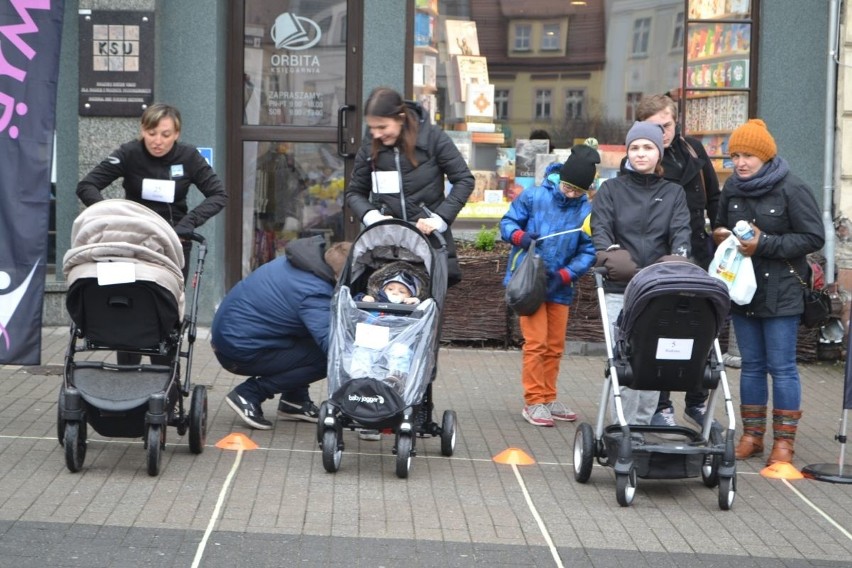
[615,467,637,507]
[395,433,413,479]
[316,401,331,445]
[701,427,723,488]
[64,421,87,473]
[573,423,595,483]
[189,385,207,454]
[321,429,342,473]
[57,387,66,447]
[440,410,456,456]
[718,475,736,510]
[146,424,164,476]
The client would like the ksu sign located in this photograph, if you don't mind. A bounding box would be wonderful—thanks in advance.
[78,10,155,117]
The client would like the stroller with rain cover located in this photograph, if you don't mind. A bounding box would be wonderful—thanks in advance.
[318,218,457,478]
[58,200,208,476]
[573,261,738,509]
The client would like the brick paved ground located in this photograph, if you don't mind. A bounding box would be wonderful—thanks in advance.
[0,327,850,567]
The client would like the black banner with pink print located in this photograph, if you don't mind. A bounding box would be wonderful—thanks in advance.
[0,0,64,364]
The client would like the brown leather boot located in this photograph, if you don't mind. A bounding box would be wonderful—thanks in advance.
[767,409,802,465]
[735,404,766,459]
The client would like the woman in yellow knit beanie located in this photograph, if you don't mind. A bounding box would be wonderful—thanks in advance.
[712,118,824,467]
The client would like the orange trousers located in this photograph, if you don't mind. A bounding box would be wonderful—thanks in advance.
[518,301,570,405]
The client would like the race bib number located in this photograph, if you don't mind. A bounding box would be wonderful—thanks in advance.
[142,178,176,203]
[371,171,400,194]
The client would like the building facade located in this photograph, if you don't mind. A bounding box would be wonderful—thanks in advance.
[47,0,836,325]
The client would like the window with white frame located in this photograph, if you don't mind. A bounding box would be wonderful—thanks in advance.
[631,17,651,55]
[671,12,684,50]
[626,92,642,121]
[564,89,585,120]
[535,89,552,119]
[541,23,560,51]
[514,23,531,51]
[495,89,510,120]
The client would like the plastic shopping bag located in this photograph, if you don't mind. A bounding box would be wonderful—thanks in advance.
[505,240,546,316]
[708,235,756,305]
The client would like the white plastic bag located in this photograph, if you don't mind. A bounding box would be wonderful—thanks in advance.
[708,235,757,305]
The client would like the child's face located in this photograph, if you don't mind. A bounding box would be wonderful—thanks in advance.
[383,282,412,303]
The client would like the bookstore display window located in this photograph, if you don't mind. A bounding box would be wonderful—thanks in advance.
[682,0,755,180]
[242,141,344,274]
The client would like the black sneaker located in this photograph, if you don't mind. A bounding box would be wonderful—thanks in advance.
[225,390,272,430]
[277,399,319,423]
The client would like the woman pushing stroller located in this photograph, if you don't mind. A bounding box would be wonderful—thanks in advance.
[592,121,692,425]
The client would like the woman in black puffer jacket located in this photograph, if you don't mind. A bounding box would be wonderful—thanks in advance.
[344,87,474,286]
[713,119,824,467]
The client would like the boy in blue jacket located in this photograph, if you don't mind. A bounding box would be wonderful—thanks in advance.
[500,144,598,427]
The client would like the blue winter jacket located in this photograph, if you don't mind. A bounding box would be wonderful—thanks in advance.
[211,237,336,361]
[500,162,596,306]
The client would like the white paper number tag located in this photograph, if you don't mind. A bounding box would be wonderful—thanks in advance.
[371,171,400,194]
[96,262,137,285]
[655,338,694,360]
[354,322,390,349]
[142,178,176,203]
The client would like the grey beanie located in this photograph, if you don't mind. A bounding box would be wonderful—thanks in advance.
[625,121,664,157]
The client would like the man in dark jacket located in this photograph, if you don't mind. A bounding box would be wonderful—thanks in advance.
[212,237,351,430]
[636,94,722,430]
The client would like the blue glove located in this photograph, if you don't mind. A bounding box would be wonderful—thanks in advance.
[513,230,539,250]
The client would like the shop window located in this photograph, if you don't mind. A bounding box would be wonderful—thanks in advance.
[534,89,552,120]
[564,89,585,120]
[495,88,510,120]
[541,23,560,51]
[631,17,651,56]
[513,23,531,52]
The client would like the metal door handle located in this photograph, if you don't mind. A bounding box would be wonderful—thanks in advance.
[337,104,356,158]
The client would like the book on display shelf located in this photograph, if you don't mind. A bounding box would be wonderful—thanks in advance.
[514,139,550,178]
[445,130,472,165]
[463,83,495,123]
[444,19,480,57]
[449,55,489,102]
[496,147,515,180]
[452,121,497,133]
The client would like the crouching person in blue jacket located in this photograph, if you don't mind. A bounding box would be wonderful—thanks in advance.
[212,237,351,430]
[500,144,598,427]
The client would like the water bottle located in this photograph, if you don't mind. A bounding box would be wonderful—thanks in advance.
[385,343,410,395]
[733,220,755,241]
[387,343,411,379]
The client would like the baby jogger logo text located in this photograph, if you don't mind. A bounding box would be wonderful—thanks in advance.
[349,394,385,405]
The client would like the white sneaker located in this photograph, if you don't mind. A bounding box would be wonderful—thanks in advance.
[545,401,577,422]
[522,404,554,427]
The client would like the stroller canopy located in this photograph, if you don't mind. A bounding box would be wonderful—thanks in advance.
[620,261,730,339]
[63,199,186,315]
[346,219,448,308]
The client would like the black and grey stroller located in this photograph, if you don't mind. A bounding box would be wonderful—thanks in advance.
[58,199,208,476]
[318,218,457,478]
[573,261,738,509]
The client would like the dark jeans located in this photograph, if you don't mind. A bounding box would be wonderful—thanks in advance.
[656,389,708,413]
[213,336,326,406]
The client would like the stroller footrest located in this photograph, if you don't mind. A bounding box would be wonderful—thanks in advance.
[72,365,169,411]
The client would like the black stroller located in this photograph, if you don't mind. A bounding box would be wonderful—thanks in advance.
[58,199,208,476]
[318,218,457,478]
[573,261,738,509]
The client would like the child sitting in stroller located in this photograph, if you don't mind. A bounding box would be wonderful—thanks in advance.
[350,261,429,393]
